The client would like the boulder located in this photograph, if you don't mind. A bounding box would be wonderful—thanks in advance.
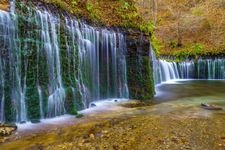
[90,103,97,107]
[0,123,17,136]
[31,119,41,124]
[201,103,223,110]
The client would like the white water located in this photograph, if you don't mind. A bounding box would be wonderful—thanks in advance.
[153,57,225,85]
[0,7,28,122]
[0,2,129,123]
[37,10,66,118]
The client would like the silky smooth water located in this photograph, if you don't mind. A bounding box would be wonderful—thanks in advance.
[153,57,225,84]
[154,80,225,106]
[0,2,129,123]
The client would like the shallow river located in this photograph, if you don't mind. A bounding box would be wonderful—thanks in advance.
[1,80,225,149]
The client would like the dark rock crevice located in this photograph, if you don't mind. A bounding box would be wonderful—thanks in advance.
[124,29,155,100]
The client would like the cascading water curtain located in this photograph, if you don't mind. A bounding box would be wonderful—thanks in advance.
[0,1,129,123]
[151,51,225,85]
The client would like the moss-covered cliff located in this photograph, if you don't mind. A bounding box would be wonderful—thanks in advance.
[28,0,156,101]
[0,0,155,123]
[3,0,224,58]
[125,29,154,100]
[37,0,154,34]
[32,0,156,100]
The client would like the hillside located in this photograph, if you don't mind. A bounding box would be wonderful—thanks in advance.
[41,0,225,57]
[136,0,225,57]
[40,0,147,29]
[2,0,224,57]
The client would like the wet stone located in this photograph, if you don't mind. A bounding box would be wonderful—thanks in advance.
[31,119,41,124]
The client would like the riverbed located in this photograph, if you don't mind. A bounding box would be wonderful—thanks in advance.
[1,80,225,150]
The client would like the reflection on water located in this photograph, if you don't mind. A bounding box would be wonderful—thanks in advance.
[154,80,225,102]
[152,80,225,116]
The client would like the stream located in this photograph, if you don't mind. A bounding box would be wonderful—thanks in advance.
[1,79,225,149]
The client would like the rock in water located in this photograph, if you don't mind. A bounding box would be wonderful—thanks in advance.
[201,103,223,110]
[20,121,26,124]
[31,119,41,124]
[90,103,97,107]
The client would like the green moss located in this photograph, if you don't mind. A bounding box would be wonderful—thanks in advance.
[4,85,14,122]
[189,44,204,55]
[115,0,141,29]
[140,56,154,100]
[85,1,100,22]
[76,113,84,118]
[151,35,162,57]
[168,40,179,49]
[140,21,155,35]
[172,43,205,61]
[127,56,154,100]
[45,0,69,12]
[2,0,157,122]
[24,48,40,120]
[64,88,78,115]
[16,8,39,120]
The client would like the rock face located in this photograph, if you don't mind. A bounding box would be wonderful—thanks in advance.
[135,0,225,56]
[125,29,155,100]
[0,1,154,124]
[0,0,9,11]
[19,0,155,102]
[21,0,155,101]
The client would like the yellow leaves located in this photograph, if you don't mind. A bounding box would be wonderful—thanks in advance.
[0,0,9,11]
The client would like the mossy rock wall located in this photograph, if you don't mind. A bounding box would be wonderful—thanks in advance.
[1,1,155,122]
[125,29,155,100]
[1,1,80,122]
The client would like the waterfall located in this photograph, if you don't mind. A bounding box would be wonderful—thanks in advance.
[64,18,129,108]
[0,1,129,123]
[0,6,28,122]
[0,10,8,123]
[152,55,225,84]
[36,10,66,118]
[151,49,179,85]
